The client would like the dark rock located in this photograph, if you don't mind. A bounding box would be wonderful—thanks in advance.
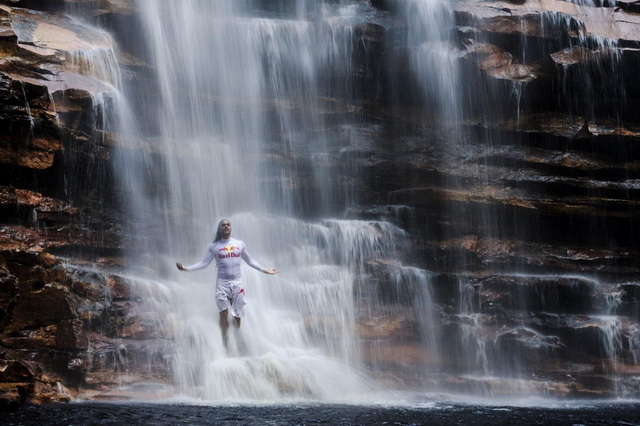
[0,383,28,411]
[616,0,640,13]
[370,0,396,12]
[551,46,596,66]
[0,359,39,382]
[357,306,422,341]
[105,275,132,300]
[476,275,595,314]
[4,284,75,333]
[494,326,565,368]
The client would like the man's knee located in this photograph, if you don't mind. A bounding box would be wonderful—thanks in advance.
[233,316,241,328]
[219,309,229,323]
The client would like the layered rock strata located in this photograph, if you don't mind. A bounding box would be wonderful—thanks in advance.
[262,0,640,396]
[0,1,159,409]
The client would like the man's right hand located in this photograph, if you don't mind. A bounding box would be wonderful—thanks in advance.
[176,262,186,271]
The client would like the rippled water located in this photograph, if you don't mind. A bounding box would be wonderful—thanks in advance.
[5,400,640,425]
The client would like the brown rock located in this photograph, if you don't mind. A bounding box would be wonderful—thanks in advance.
[357,310,420,340]
[0,77,61,170]
[455,0,640,45]
[361,342,430,365]
[0,268,18,311]
[5,284,75,333]
[490,63,535,82]
[462,40,537,83]
[56,320,88,350]
[119,322,148,339]
[83,370,120,388]
[0,359,38,382]
[38,252,57,266]
[0,143,57,169]
[551,46,596,66]
[70,278,105,301]
[1,325,57,349]
[0,383,28,411]
[88,332,116,351]
[106,275,132,300]
[28,380,72,405]
[0,225,43,252]
[0,359,73,408]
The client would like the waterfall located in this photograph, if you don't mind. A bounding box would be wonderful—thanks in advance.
[95,0,430,402]
[55,0,638,402]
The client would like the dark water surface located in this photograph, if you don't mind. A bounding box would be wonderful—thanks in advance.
[4,401,640,425]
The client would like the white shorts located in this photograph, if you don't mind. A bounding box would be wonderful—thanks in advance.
[216,279,246,318]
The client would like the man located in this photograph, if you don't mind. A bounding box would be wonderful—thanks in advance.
[176,219,278,345]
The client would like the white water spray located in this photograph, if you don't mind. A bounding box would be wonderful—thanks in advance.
[101,0,423,402]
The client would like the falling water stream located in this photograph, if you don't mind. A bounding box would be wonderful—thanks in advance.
[108,0,423,402]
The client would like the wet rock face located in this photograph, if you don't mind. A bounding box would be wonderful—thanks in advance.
[360,0,638,397]
[0,2,145,410]
[0,238,169,408]
[279,0,640,397]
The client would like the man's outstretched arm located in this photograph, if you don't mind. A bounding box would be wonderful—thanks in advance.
[241,247,278,275]
[177,244,215,272]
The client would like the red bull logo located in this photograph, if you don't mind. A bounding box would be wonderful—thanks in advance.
[218,245,241,258]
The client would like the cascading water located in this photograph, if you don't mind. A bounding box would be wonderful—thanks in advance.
[99,0,433,402]
[57,0,639,402]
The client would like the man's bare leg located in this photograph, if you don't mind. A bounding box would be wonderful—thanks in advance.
[220,309,229,346]
[232,316,245,354]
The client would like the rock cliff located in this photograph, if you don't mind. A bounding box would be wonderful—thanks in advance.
[0,0,150,408]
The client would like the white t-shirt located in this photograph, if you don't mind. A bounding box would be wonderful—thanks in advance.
[184,237,265,281]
